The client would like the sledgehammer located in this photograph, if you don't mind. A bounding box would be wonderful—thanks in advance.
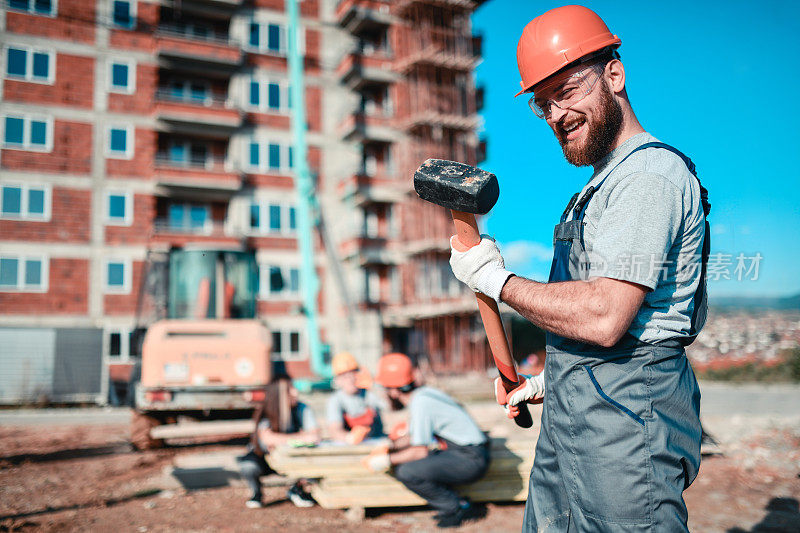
[414,159,533,429]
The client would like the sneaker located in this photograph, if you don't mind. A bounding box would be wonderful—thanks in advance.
[435,501,485,528]
[245,499,263,509]
[287,484,315,508]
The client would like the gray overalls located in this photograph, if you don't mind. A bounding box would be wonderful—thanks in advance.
[523,142,710,532]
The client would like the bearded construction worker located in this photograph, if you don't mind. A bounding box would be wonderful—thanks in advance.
[366,353,490,528]
[448,5,710,532]
[326,352,384,444]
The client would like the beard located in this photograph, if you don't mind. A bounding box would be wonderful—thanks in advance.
[556,80,623,167]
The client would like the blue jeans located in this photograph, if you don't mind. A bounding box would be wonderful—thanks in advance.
[394,440,490,514]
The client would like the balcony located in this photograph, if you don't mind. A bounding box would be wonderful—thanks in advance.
[338,173,408,206]
[392,0,483,15]
[156,25,242,71]
[155,89,242,135]
[336,53,398,90]
[394,27,479,72]
[339,112,400,143]
[336,0,394,34]
[151,218,242,246]
[154,154,242,196]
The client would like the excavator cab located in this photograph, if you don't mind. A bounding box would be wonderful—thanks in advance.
[131,248,272,450]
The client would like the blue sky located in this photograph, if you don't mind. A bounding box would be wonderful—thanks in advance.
[472,0,800,298]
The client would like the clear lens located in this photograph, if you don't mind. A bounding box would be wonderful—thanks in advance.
[528,67,602,119]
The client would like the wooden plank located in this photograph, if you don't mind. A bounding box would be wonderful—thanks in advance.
[311,480,529,509]
[271,456,532,479]
[150,419,254,439]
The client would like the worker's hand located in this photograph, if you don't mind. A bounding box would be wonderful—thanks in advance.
[449,235,514,302]
[345,425,371,445]
[494,372,545,418]
[362,445,391,472]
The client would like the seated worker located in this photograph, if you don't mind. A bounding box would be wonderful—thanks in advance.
[237,374,320,509]
[365,353,490,528]
[326,352,385,444]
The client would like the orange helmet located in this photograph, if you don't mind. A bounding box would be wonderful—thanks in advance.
[515,5,621,97]
[332,351,359,376]
[375,353,414,389]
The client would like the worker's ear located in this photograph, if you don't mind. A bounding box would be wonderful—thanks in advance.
[605,59,625,95]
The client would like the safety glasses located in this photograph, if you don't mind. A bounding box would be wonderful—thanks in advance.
[528,66,603,119]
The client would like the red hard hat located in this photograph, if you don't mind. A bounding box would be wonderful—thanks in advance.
[375,353,414,389]
[514,5,621,97]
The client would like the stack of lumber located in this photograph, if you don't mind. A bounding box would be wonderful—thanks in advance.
[268,436,537,509]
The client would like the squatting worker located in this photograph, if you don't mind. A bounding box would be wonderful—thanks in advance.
[449,6,710,532]
[326,351,385,444]
[365,353,490,529]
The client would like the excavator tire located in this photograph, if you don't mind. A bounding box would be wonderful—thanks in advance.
[131,411,165,451]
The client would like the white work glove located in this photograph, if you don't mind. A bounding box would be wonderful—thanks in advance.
[449,235,514,303]
[364,452,391,473]
[494,372,545,419]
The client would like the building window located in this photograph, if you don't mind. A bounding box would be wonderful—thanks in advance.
[104,258,131,294]
[7,0,56,17]
[106,125,133,159]
[108,59,135,94]
[249,201,297,235]
[3,115,52,151]
[247,21,288,55]
[271,330,303,361]
[168,80,209,103]
[259,265,300,299]
[104,191,132,226]
[167,203,209,233]
[5,46,54,83]
[0,254,48,292]
[167,140,208,167]
[112,0,135,29]
[245,78,289,113]
[245,140,293,173]
[365,268,380,303]
[106,328,133,361]
[1,184,50,221]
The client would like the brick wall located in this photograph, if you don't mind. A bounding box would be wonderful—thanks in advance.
[3,54,95,109]
[5,0,96,44]
[1,120,92,175]
[0,187,91,243]
[105,194,155,245]
[0,258,89,314]
[103,260,143,315]
[105,128,156,178]
[107,64,157,114]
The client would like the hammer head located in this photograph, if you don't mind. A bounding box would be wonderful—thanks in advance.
[413,159,499,214]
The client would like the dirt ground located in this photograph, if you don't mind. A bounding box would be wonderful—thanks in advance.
[0,414,798,533]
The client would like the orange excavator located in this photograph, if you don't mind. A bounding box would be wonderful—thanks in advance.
[130,248,272,450]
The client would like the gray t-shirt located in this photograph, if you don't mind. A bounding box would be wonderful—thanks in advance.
[326,388,385,437]
[408,386,486,447]
[571,132,707,343]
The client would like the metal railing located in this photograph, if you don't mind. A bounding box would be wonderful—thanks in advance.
[153,219,228,236]
[155,24,233,47]
[154,88,230,108]
[154,154,231,172]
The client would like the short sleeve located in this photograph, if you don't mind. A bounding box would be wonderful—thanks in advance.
[300,403,318,431]
[365,391,387,412]
[408,397,434,447]
[326,394,344,424]
[588,172,682,289]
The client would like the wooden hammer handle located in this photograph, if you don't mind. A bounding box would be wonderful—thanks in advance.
[451,210,533,429]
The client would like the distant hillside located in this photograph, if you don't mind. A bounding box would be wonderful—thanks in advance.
[710,293,800,310]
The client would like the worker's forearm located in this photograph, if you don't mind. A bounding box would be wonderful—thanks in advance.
[389,445,428,466]
[389,434,410,451]
[500,275,619,347]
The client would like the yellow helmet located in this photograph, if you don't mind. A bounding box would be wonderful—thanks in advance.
[332,351,359,376]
